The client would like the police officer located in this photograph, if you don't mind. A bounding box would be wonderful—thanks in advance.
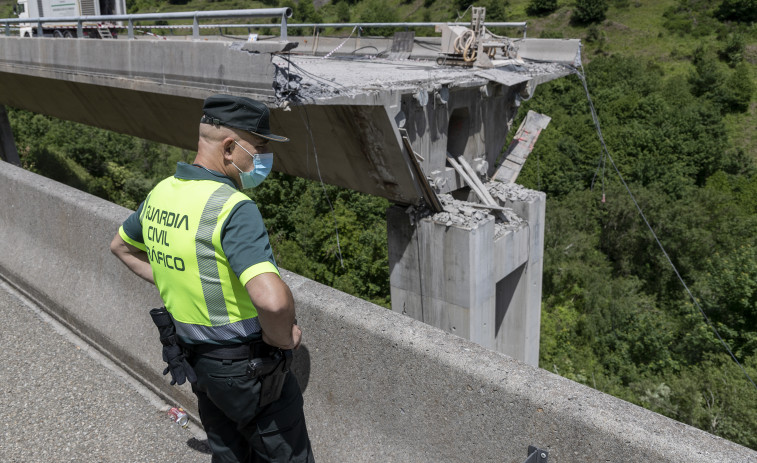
[110,94,314,463]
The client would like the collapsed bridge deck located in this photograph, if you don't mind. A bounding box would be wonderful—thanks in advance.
[0,33,578,204]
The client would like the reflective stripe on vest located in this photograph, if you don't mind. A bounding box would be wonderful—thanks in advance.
[172,314,261,344]
[141,176,261,344]
[196,188,232,326]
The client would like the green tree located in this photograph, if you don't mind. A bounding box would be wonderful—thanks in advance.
[519,55,727,196]
[662,0,719,37]
[8,107,188,208]
[694,245,757,358]
[483,0,508,21]
[717,62,755,113]
[662,354,757,448]
[585,24,607,52]
[690,50,723,94]
[526,0,558,16]
[358,0,398,37]
[719,33,745,67]
[572,0,609,24]
[715,0,757,22]
[248,173,391,307]
[334,1,351,22]
[454,0,476,12]
[690,50,755,114]
[295,0,322,24]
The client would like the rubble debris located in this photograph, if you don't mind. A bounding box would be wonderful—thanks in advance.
[487,181,539,204]
[273,63,303,103]
[435,194,492,227]
[405,181,539,237]
[425,193,520,235]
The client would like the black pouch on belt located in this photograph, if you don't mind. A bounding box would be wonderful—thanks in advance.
[246,343,293,407]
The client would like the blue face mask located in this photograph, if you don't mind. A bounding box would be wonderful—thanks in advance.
[232,141,273,189]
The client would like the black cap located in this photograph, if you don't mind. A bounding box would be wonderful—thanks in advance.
[201,94,289,142]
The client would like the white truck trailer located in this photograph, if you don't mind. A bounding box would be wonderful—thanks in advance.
[14,0,127,38]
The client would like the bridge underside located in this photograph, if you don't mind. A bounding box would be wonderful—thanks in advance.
[0,68,418,201]
[0,69,202,149]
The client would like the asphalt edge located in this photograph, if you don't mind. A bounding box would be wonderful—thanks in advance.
[0,275,208,442]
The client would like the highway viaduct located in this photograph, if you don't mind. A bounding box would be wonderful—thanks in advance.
[0,27,755,462]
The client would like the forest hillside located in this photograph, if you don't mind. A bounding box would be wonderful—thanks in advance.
[2,0,756,449]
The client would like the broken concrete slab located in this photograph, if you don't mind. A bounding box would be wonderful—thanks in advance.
[493,110,551,183]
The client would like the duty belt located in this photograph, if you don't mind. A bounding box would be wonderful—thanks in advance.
[187,342,251,360]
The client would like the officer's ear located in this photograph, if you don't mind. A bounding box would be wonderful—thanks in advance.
[221,137,236,161]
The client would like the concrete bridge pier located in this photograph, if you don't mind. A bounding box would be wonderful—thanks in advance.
[381,68,546,365]
[387,187,545,366]
[0,106,19,165]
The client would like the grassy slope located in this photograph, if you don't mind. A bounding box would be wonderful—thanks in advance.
[0,0,14,18]
[507,0,719,72]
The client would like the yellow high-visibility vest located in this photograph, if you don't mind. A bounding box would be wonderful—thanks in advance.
[133,176,265,344]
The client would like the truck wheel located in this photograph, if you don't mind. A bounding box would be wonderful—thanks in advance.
[53,30,64,38]
[23,32,31,38]
[63,31,76,38]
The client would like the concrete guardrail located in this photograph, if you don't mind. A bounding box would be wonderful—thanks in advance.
[0,161,755,462]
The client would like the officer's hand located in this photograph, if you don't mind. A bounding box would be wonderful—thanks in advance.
[162,344,197,386]
[262,324,302,350]
[291,324,302,350]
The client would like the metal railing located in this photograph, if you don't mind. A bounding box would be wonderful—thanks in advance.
[1,8,292,40]
[1,8,527,40]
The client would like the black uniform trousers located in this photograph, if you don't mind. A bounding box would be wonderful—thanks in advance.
[189,354,314,463]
